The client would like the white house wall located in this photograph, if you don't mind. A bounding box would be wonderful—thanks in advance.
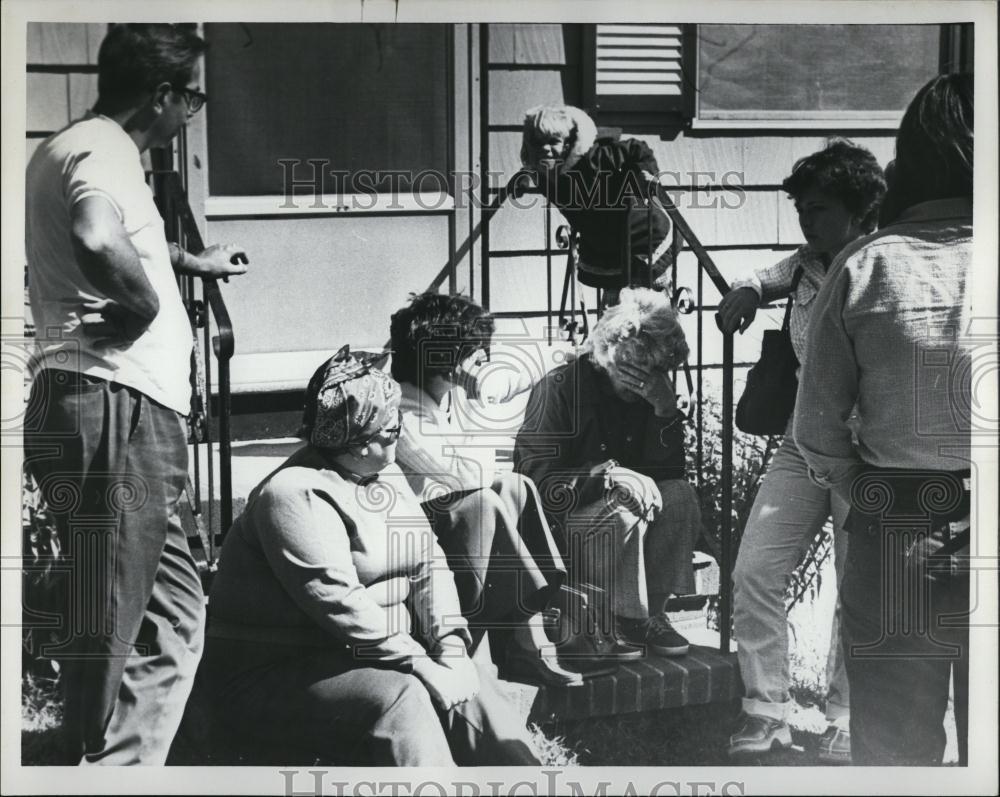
[205,214,451,353]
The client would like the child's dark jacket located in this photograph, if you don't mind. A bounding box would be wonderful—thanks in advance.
[546,136,673,290]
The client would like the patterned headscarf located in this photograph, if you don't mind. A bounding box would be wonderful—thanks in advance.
[299,346,401,452]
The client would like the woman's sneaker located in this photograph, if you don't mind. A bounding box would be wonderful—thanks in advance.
[816,724,852,764]
[616,614,690,657]
[727,713,793,757]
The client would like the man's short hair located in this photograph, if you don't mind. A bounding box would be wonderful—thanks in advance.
[97,23,206,110]
[389,292,495,386]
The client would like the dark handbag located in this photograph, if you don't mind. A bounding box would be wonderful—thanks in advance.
[735,266,804,435]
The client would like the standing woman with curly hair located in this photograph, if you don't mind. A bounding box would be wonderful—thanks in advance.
[718,140,887,762]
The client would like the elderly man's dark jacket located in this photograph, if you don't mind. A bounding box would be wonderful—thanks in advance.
[513,354,686,520]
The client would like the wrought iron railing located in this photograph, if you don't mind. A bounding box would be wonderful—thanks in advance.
[654,187,737,654]
[149,170,234,568]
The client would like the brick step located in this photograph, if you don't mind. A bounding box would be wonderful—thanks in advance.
[173,639,741,765]
[495,643,741,723]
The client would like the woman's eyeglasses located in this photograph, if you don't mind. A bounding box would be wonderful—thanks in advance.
[372,411,403,443]
[379,423,402,443]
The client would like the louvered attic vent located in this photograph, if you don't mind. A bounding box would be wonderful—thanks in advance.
[585,23,695,116]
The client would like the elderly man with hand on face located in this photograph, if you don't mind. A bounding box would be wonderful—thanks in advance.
[514,287,701,661]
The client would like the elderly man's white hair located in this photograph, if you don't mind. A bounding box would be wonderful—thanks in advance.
[520,105,598,172]
[584,287,689,373]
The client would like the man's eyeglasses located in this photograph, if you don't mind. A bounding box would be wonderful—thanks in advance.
[173,86,208,113]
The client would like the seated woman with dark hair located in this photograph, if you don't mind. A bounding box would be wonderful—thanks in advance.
[390,292,602,685]
[197,347,539,766]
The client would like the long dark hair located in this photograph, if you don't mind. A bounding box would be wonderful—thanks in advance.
[880,73,974,225]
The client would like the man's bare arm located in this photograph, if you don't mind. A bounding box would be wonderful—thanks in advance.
[71,195,159,339]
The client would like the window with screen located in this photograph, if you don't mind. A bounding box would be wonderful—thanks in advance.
[203,23,450,196]
[696,24,942,122]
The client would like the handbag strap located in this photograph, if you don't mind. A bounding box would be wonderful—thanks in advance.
[781,266,805,330]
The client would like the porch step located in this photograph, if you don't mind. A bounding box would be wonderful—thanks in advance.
[174,635,740,765]
[497,643,741,723]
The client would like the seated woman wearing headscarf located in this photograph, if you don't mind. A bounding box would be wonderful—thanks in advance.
[390,292,602,685]
[514,287,701,658]
[198,347,539,766]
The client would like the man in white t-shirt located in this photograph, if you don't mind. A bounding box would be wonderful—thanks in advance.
[24,23,248,765]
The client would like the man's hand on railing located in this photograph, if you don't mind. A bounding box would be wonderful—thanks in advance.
[173,242,249,280]
[412,655,479,711]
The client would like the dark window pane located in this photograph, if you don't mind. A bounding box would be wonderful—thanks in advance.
[698,24,940,118]
[204,23,449,195]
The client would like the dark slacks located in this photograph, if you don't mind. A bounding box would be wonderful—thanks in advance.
[24,369,204,764]
[421,472,565,646]
[197,636,539,766]
[840,469,970,766]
